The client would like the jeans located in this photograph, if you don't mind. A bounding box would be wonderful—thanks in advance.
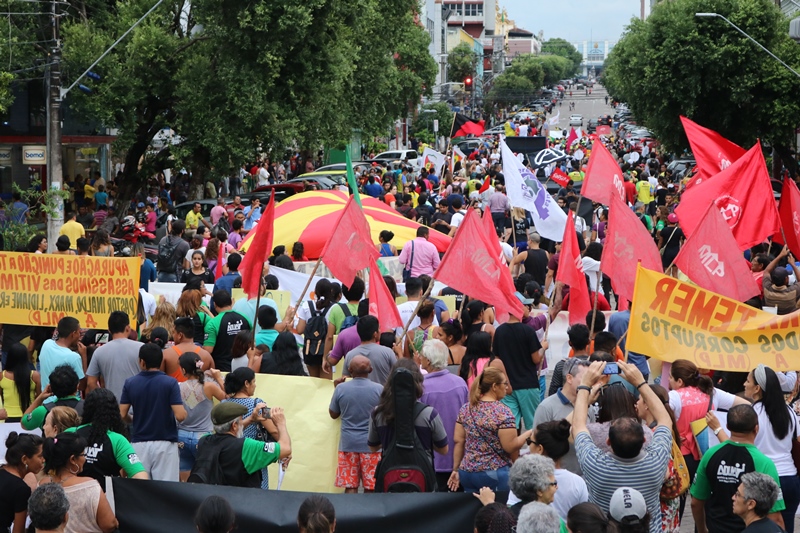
[459,466,510,494]
[177,429,203,471]
[157,271,178,283]
[780,474,800,533]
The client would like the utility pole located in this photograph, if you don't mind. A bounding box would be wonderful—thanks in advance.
[46,0,64,252]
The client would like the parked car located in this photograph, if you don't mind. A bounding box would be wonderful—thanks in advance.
[247,182,305,203]
[456,139,484,154]
[316,161,376,173]
[292,170,347,187]
[482,125,505,136]
[667,159,696,181]
[286,175,340,190]
[372,150,419,164]
[154,199,251,242]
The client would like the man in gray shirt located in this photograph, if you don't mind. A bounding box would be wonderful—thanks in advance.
[329,355,384,492]
[534,358,596,474]
[86,311,143,401]
[341,316,397,385]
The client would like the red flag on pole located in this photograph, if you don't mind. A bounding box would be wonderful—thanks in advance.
[680,116,746,188]
[239,193,276,299]
[674,203,759,302]
[565,128,578,149]
[215,248,225,280]
[775,179,800,258]
[556,214,591,325]
[433,208,522,322]
[479,176,491,194]
[551,167,570,188]
[600,194,663,305]
[368,260,403,331]
[319,196,379,286]
[675,141,780,251]
[582,141,626,206]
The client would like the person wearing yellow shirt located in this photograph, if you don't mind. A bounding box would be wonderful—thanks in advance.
[58,211,86,250]
[184,202,209,238]
[635,178,653,205]
[84,180,96,206]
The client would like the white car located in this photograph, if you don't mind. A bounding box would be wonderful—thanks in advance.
[569,114,583,126]
[482,125,505,136]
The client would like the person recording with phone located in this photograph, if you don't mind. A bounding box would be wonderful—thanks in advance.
[189,401,292,488]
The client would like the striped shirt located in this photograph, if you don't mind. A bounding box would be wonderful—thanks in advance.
[575,425,672,533]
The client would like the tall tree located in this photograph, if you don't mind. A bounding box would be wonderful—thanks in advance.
[447,42,478,82]
[604,0,800,175]
[541,38,582,74]
[487,55,544,105]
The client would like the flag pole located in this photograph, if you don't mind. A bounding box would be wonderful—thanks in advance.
[251,289,262,345]
[396,281,436,349]
[449,112,457,139]
[589,272,600,340]
[293,256,324,311]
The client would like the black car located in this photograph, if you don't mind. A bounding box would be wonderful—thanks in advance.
[587,119,599,134]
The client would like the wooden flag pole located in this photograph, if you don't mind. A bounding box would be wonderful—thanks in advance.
[250,290,262,345]
[396,281,436,348]
[293,256,324,311]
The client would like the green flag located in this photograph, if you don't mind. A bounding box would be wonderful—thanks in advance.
[346,149,362,207]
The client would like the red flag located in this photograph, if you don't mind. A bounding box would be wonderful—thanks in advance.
[433,208,522,322]
[675,141,780,251]
[775,179,800,258]
[368,260,403,331]
[450,113,486,137]
[551,167,570,188]
[319,195,379,286]
[556,214,591,325]
[479,177,491,194]
[565,128,578,149]
[215,248,225,280]
[596,125,612,136]
[239,193,276,299]
[674,204,759,302]
[680,116,746,187]
[601,194,663,304]
[582,141,626,206]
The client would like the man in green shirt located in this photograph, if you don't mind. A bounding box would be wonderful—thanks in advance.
[691,404,786,533]
[22,365,84,431]
[189,401,292,488]
[326,277,364,334]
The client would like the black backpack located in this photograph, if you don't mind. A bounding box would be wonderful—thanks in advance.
[303,301,329,359]
[339,303,358,331]
[374,368,438,493]
[157,237,179,273]
[187,436,227,485]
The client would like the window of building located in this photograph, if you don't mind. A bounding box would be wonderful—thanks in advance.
[463,3,483,16]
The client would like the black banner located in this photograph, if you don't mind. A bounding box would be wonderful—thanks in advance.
[112,478,481,532]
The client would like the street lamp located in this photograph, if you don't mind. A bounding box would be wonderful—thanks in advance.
[695,12,800,79]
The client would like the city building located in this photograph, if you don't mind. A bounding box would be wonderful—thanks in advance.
[570,40,616,77]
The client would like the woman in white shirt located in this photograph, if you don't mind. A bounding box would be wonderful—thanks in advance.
[743,365,800,532]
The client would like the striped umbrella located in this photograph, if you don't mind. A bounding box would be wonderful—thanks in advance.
[239,190,451,258]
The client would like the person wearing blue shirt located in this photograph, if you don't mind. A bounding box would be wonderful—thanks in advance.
[243,198,262,231]
[364,176,383,198]
[608,309,649,380]
[211,253,242,313]
[10,192,27,223]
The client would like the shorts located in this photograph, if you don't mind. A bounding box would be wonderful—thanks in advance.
[177,429,203,471]
[133,440,180,482]
[303,351,323,367]
[336,451,380,490]
[501,387,541,431]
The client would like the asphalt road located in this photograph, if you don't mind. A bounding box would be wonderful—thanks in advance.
[548,84,616,133]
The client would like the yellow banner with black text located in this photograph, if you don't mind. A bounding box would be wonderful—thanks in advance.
[628,265,800,371]
[0,252,140,328]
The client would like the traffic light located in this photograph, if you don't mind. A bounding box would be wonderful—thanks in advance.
[464,77,473,91]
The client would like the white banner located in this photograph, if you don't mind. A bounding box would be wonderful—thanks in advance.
[422,147,447,178]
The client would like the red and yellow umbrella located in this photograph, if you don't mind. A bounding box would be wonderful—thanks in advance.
[239,190,451,258]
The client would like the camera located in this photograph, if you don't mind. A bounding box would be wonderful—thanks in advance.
[259,407,271,419]
[603,363,619,375]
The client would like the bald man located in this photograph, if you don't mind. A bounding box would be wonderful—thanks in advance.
[329,354,384,492]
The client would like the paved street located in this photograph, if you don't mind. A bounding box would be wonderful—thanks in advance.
[549,83,615,132]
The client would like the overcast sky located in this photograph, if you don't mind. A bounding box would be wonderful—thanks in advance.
[500,0,645,44]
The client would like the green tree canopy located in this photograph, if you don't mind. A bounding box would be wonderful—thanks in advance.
[447,42,478,83]
[488,54,544,105]
[604,0,800,172]
[532,55,572,86]
[541,38,582,75]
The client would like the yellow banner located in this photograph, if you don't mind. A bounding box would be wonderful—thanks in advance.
[628,265,800,371]
[231,288,293,317]
[0,252,140,329]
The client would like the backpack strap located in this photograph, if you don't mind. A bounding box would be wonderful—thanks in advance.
[339,303,352,318]
[308,300,320,318]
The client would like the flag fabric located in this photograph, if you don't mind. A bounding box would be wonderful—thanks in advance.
[433,208,522,322]
[451,113,485,138]
[478,177,492,194]
[548,111,560,127]
[450,145,467,174]
[596,125,612,136]
[582,141,626,206]
[500,139,568,242]
[345,149,362,207]
[504,122,517,137]
[556,214,591,325]
[674,204,760,302]
[319,195,379,286]
[215,248,225,280]
[601,194,663,305]
[675,141,780,251]
[550,167,570,188]
[368,259,403,331]
[422,148,446,178]
[680,116,746,187]
[565,127,578,148]
[239,193,276,299]
[775,178,800,258]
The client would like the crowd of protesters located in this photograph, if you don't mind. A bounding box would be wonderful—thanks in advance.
[3,99,800,533]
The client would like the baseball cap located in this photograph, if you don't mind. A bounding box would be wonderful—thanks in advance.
[515,292,534,306]
[609,487,647,522]
[667,213,678,223]
[210,402,247,425]
[137,202,145,208]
